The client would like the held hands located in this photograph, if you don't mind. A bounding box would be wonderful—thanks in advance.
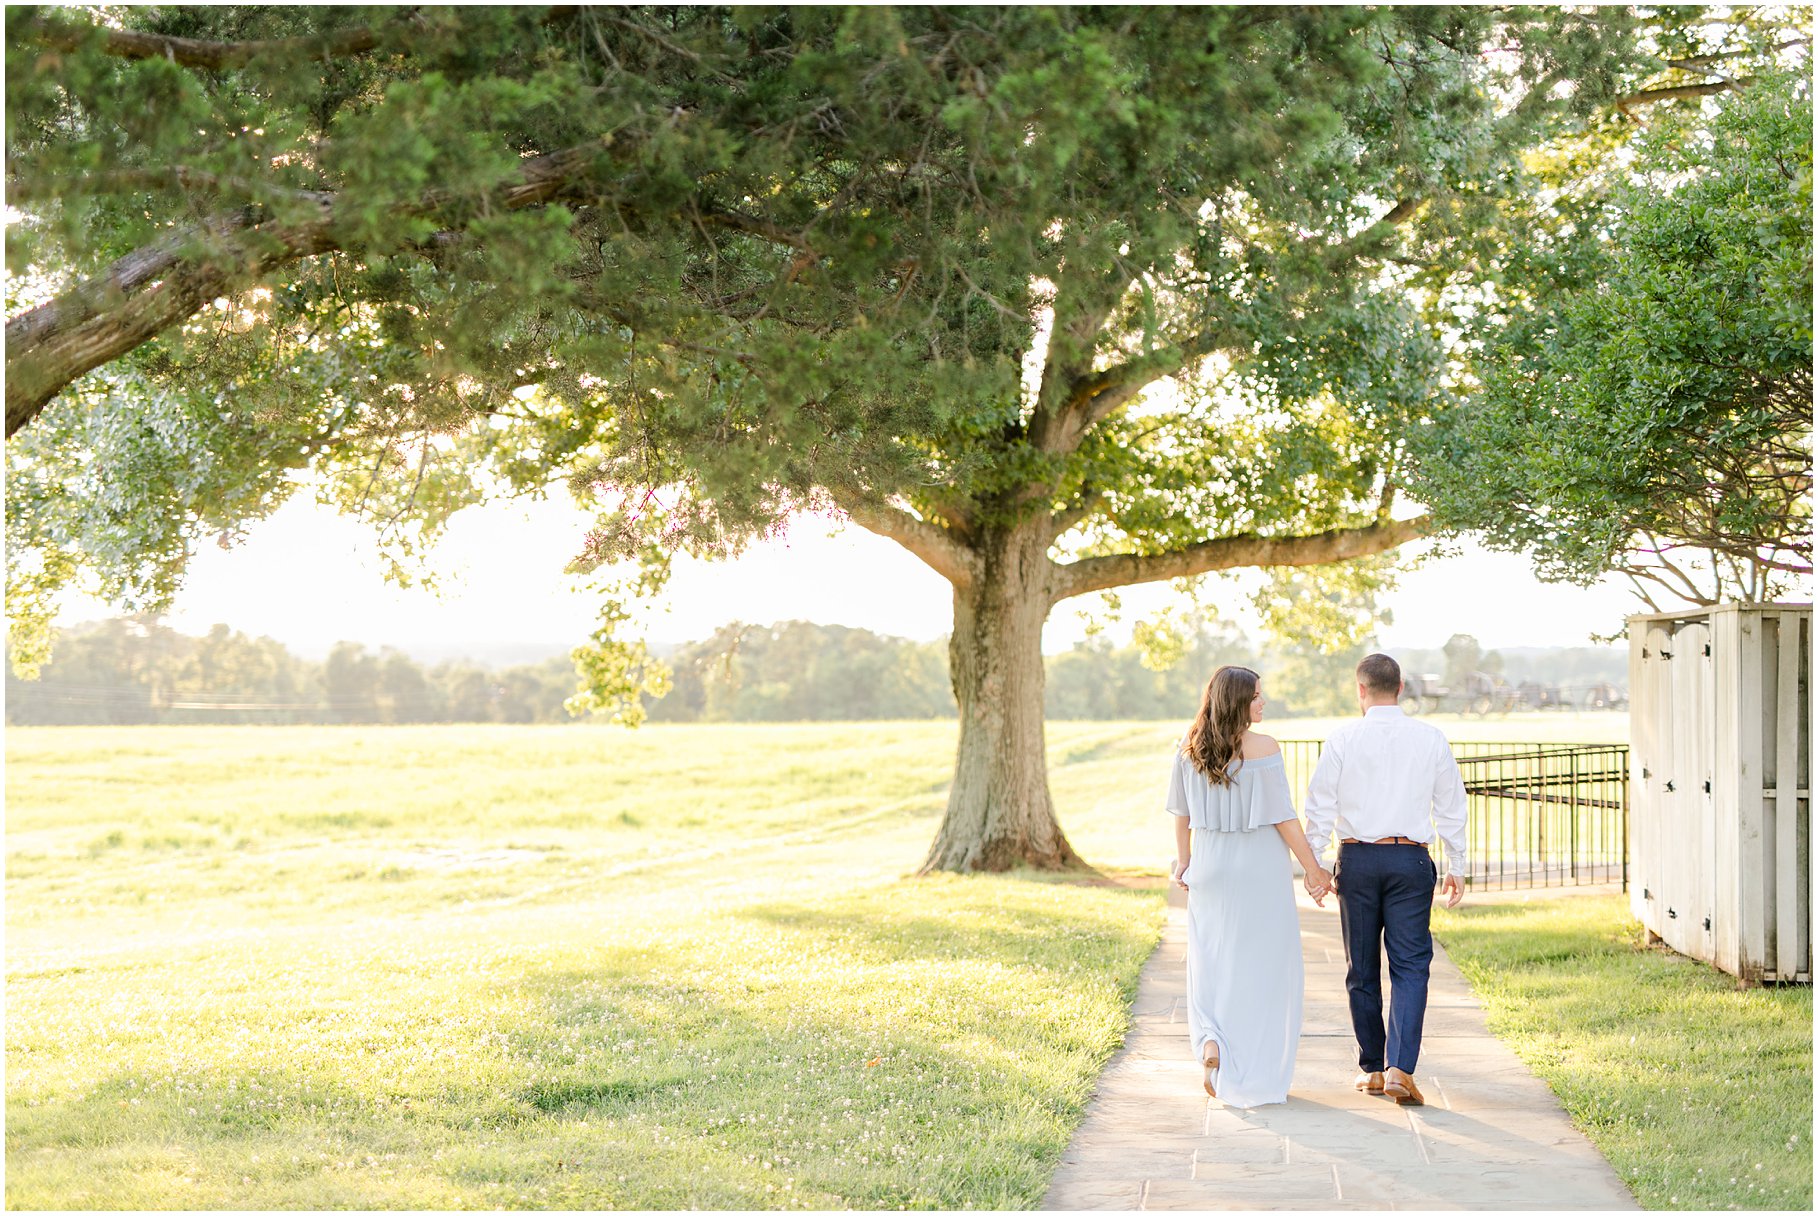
[1303,866,1333,907]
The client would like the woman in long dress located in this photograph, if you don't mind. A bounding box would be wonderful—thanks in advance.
[1166,665,1331,1107]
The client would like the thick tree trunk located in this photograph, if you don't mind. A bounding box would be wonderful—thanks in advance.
[920,527,1083,873]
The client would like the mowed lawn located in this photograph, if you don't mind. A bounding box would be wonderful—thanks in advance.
[7,714,1625,1209]
[1434,896,1811,1211]
[8,721,1185,1210]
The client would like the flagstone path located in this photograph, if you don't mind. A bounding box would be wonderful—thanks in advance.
[1044,885,1639,1211]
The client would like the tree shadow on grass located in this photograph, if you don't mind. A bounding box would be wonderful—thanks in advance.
[1047,724,1169,768]
[9,898,1152,1211]
[732,888,1158,973]
[7,869,1162,1210]
[518,1075,689,1115]
[501,959,1116,1209]
[489,881,1168,1201]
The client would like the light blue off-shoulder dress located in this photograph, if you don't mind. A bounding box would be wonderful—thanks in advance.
[1165,747,1304,1107]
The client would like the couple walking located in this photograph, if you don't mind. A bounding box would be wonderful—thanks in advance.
[1165,653,1468,1109]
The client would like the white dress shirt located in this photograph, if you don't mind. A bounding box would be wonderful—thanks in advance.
[1302,705,1468,877]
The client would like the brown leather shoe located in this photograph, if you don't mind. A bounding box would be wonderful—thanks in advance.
[1354,1070,1385,1094]
[1383,1067,1424,1106]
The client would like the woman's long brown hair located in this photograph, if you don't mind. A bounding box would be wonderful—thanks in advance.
[1182,665,1259,788]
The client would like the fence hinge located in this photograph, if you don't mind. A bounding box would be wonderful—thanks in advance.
[1704,780,1711,794]
[1704,643,1711,657]
[1668,906,1678,919]
[1665,779,1676,792]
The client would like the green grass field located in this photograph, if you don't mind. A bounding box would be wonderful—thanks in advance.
[8,721,1187,1209]
[1434,897,1812,1211]
[8,713,1635,1208]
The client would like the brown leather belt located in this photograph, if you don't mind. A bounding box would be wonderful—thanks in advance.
[1341,836,1426,847]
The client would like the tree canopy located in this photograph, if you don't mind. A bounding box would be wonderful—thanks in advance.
[9,5,1652,669]
[8,5,1804,868]
[1410,55,1812,608]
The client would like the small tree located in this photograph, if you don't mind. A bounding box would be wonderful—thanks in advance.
[1442,634,1485,690]
[1409,62,1813,608]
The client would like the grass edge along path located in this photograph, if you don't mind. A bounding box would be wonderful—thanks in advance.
[1433,895,1811,1211]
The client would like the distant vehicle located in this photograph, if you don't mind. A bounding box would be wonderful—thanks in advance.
[1516,680,1557,711]
[1398,671,1626,715]
[1459,671,1519,716]
[1399,672,1445,715]
[1488,679,1629,712]
[1564,681,1628,711]
[1397,671,1517,716]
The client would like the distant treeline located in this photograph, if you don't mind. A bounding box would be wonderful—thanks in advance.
[6,616,1627,726]
[4,618,579,726]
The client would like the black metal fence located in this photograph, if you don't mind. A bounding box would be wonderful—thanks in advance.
[1279,740,1629,891]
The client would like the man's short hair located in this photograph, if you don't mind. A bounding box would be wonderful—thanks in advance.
[1356,653,1402,696]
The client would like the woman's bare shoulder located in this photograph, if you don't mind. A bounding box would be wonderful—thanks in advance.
[1241,732,1281,759]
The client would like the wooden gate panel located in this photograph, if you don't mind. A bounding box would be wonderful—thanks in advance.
[1630,603,1812,984]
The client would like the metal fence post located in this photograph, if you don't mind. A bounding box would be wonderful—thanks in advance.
[1569,747,1579,880]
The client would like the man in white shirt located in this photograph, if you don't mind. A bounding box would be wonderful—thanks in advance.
[1303,653,1467,1108]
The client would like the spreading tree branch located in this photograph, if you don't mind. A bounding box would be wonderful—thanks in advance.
[6,206,338,438]
[6,132,826,438]
[829,493,980,588]
[1661,39,1810,71]
[1334,198,1423,269]
[1039,326,1238,456]
[1615,81,1745,109]
[1031,200,1420,460]
[1613,34,1812,117]
[1025,266,1133,452]
[698,208,816,252]
[1622,560,1718,608]
[24,16,388,68]
[919,493,978,540]
[1051,514,1433,603]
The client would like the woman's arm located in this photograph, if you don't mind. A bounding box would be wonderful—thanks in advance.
[1274,817,1331,904]
[1172,815,1191,888]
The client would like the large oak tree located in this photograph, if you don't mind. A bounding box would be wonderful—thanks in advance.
[9,6,1767,871]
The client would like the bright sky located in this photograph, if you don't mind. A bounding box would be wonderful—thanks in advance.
[52,490,1645,658]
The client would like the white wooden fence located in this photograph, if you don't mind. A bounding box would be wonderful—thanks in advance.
[1629,603,1811,983]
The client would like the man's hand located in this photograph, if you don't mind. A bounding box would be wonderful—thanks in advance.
[1441,874,1463,908]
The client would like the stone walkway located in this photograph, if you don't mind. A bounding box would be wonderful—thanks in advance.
[1044,885,1638,1211]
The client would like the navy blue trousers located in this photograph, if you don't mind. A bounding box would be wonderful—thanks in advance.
[1334,842,1436,1074]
